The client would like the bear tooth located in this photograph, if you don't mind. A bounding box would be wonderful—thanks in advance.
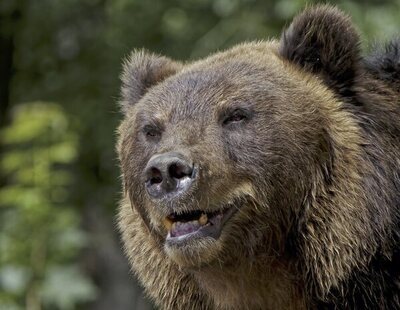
[199,213,208,225]
[163,218,173,231]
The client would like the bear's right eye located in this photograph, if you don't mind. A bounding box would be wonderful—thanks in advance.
[222,108,251,127]
[143,125,161,141]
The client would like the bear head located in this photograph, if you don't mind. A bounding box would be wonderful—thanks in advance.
[117,6,370,300]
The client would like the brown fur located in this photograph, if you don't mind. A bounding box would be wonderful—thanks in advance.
[117,5,400,309]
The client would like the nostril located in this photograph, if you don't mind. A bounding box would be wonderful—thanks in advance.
[169,163,192,180]
[149,167,163,185]
[144,153,195,199]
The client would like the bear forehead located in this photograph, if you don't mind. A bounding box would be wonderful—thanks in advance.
[186,41,282,71]
[137,41,301,113]
[177,41,286,87]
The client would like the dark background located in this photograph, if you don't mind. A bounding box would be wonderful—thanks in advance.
[0,0,398,309]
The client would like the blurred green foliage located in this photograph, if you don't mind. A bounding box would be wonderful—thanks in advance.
[0,0,398,309]
[0,103,96,309]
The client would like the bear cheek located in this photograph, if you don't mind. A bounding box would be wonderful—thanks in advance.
[222,127,272,181]
[120,134,150,194]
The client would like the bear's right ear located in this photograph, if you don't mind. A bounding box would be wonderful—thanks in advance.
[279,5,360,97]
[120,50,182,113]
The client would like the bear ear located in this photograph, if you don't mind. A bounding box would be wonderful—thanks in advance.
[120,50,182,113]
[279,5,360,97]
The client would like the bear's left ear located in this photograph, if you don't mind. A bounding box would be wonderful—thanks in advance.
[279,5,360,97]
[120,50,182,114]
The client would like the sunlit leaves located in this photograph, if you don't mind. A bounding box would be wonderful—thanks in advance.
[40,266,97,310]
[0,102,96,309]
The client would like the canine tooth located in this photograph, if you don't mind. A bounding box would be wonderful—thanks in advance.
[199,213,208,225]
[163,218,173,231]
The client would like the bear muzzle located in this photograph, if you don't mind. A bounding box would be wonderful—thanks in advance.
[144,151,196,200]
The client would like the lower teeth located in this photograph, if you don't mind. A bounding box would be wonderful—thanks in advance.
[198,213,208,225]
[165,212,209,231]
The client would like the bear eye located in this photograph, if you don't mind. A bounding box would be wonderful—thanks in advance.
[222,108,250,126]
[143,125,161,140]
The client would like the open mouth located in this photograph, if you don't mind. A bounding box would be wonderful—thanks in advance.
[163,203,239,245]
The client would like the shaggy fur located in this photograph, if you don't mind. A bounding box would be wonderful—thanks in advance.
[117,5,400,309]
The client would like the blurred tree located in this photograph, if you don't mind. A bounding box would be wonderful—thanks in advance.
[0,103,96,309]
[0,0,21,127]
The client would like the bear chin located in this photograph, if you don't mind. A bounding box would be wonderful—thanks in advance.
[164,235,222,267]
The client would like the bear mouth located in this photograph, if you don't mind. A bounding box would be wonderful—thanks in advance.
[163,199,243,246]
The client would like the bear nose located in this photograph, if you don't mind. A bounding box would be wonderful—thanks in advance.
[144,152,195,199]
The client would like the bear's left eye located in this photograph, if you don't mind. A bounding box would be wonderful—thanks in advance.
[222,108,250,126]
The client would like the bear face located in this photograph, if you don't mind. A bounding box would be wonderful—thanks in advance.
[117,5,400,310]
[118,43,339,268]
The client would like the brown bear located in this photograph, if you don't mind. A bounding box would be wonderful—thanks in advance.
[117,5,400,309]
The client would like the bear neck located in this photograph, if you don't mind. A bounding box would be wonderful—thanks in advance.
[191,256,307,309]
